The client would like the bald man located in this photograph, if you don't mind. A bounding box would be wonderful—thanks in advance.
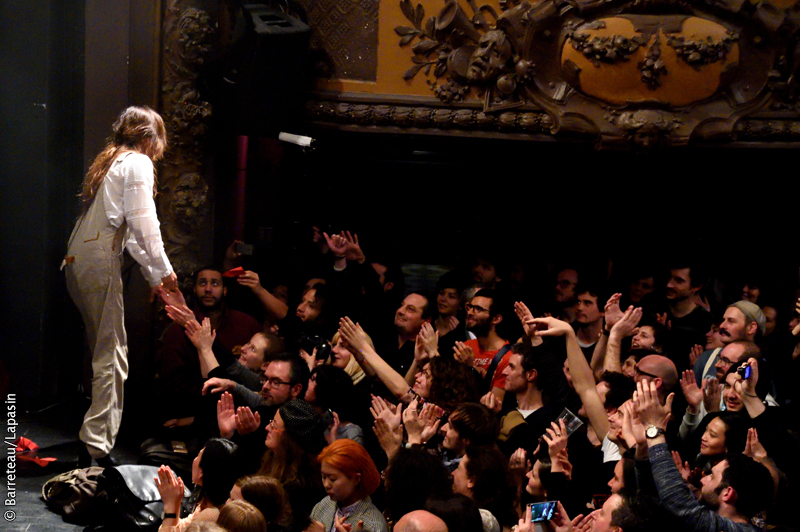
[394,510,448,532]
[634,354,678,402]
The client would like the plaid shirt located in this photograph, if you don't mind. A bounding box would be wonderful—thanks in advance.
[310,496,388,532]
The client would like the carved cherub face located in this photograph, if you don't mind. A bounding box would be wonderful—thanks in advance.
[467,30,514,82]
[633,123,660,149]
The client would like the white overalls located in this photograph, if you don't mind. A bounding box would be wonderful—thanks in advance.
[64,151,172,458]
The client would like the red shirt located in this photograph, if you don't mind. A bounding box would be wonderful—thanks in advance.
[465,338,512,390]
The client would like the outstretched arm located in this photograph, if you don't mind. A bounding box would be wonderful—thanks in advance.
[604,306,641,376]
[237,270,289,321]
[339,317,411,400]
[529,317,610,440]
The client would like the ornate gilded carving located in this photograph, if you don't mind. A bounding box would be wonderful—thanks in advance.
[159,1,215,276]
[382,0,800,147]
[566,31,645,66]
[305,99,553,133]
[666,33,739,70]
[638,34,666,88]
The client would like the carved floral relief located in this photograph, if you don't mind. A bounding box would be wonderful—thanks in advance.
[388,0,800,147]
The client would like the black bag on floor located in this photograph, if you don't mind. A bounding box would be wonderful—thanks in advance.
[98,464,190,530]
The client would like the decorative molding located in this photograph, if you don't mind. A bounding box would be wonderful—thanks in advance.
[304,98,555,135]
[158,1,215,276]
[374,0,800,148]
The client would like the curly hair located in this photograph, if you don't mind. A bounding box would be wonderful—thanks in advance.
[428,357,481,412]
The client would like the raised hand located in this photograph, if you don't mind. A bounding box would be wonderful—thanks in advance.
[680,370,703,412]
[544,419,569,458]
[610,306,642,339]
[703,377,721,413]
[453,341,475,367]
[327,411,341,445]
[311,226,329,255]
[418,322,439,358]
[154,465,185,510]
[480,390,502,413]
[656,312,672,330]
[744,427,768,461]
[370,395,402,433]
[165,303,194,327]
[373,417,403,459]
[604,293,624,331]
[526,316,574,337]
[515,301,537,338]
[339,317,371,355]
[671,450,691,481]
[571,509,593,532]
[633,379,673,431]
[323,232,348,257]
[553,449,573,480]
[404,400,441,444]
[689,344,704,367]
[516,501,536,532]
[217,392,236,438]
[342,231,366,264]
[202,377,236,395]
[438,315,460,336]
[237,270,263,292]
[185,317,215,351]
[619,401,645,448]
[508,448,529,481]
[225,239,243,264]
[235,406,261,436]
[159,284,187,308]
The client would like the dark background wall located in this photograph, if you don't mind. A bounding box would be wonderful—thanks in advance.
[0,0,85,408]
[0,0,163,409]
[1,0,797,411]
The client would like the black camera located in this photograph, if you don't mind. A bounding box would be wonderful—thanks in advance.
[298,334,332,361]
[737,364,751,379]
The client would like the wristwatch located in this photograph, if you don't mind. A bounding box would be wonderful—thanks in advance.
[645,425,665,439]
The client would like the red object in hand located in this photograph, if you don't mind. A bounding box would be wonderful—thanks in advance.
[223,267,245,278]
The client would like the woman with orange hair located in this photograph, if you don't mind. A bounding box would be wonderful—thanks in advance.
[307,439,388,532]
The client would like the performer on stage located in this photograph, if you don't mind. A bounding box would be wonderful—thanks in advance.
[63,106,177,467]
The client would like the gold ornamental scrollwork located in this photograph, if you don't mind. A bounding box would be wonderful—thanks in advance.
[393,0,800,148]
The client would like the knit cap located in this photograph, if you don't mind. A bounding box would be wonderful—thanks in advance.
[729,300,766,335]
[279,399,327,455]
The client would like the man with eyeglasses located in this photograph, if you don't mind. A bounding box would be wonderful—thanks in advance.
[203,352,309,413]
[454,289,511,400]
[632,354,679,404]
[694,301,764,383]
[553,267,579,323]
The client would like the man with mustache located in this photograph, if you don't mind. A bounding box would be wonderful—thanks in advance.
[696,301,765,383]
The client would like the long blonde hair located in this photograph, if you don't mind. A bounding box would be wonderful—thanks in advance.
[80,106,167,212]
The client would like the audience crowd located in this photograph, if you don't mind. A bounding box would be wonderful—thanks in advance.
[141,228,799,532]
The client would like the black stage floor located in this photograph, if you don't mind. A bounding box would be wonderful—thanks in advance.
[3,395,141,532]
